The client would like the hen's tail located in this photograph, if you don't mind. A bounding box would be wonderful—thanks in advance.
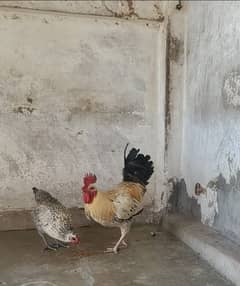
[122,143,154,186]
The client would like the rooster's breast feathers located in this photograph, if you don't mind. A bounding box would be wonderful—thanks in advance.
[85,182,145,225]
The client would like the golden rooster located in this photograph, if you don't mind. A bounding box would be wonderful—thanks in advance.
[81,144,154,253]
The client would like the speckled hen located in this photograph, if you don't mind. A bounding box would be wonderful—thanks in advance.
[82,144,154,254]
[32,187,80,251]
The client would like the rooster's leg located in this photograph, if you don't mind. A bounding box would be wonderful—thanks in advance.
[105,223,130,254]
[111,240,128,248]
[121,239,128,247]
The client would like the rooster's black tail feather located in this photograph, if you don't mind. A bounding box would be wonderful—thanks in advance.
[122,144,154,186]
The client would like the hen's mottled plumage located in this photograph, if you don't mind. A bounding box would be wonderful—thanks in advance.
[32,187,79,251]
[82,144,154,253]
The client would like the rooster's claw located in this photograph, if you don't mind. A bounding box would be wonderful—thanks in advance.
[104,247,118,254]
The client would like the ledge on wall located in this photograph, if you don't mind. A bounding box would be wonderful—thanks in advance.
[163,214,240,286]
[0,208,90,231]
[0,207,156,231]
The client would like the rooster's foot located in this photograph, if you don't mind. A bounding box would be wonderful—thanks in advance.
[121,240,128,248]
[104,247,118,254]
[111,240,128,248]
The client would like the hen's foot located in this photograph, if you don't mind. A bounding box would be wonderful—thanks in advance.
[56,242,69,248]
[43,246,58,251]
[43,243,60,251]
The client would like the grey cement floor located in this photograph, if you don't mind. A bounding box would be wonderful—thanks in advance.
[0,225,233,286]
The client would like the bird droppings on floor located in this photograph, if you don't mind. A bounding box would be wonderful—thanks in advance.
[0,225,233,286]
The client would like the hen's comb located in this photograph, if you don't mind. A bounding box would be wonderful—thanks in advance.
[83,173,97,186]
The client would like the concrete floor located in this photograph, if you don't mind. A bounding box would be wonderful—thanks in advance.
[0,225,233,286]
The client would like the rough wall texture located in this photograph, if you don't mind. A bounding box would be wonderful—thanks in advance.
[5,0,240,240]
[0,7,166,216]
[0,1,172,21]
[181,1,240,243]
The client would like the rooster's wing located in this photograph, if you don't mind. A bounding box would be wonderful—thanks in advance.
[109,182,145,221]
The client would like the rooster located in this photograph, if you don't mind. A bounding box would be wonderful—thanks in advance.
[32,187,80,251]
[81,144,154,253]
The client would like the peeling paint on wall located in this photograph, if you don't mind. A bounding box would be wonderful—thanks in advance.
[195,184,218,227]
[223,71,240,108]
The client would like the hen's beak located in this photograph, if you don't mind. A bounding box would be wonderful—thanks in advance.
[71,235,80,245]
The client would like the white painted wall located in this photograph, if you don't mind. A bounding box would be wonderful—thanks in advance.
[6,0,240,235]
[182,1,240,188]
[181,1,240,239]
[0,7,166,216]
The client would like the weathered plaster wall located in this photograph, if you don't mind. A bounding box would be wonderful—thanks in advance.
[0,1,170,21]
[0,7,166,216]
[181,1,240,242]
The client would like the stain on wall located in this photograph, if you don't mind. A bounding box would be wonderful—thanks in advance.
[164,6,185,179]
[168,178,201,219]
[168,34,184,63]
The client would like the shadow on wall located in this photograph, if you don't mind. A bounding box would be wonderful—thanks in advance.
[167,178,201,219]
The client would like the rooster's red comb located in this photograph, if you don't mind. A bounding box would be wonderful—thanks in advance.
[83,173,97,186]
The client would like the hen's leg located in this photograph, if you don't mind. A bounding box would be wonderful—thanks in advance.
[54,239,69,248]
[38,231,58,251]
[105,223,131,254]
